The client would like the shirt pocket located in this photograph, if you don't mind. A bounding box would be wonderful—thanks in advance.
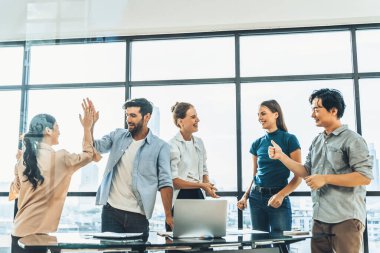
[326,146,349,173]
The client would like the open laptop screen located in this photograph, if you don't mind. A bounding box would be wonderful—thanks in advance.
[173,199,227,238]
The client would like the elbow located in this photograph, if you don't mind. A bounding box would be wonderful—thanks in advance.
[363,177,372,186]
[172,178,181,189]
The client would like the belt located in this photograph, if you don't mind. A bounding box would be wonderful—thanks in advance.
[254,185,282,195]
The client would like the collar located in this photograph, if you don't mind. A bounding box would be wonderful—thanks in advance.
[127,129,153,144]
[325,124,348,137]
[175,132,199,145]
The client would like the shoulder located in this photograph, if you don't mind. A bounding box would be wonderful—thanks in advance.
[193,135,204,145]
[282,131,299,142]
[340,128,367,146]
[150,133,169,148]
[252,135,265,147]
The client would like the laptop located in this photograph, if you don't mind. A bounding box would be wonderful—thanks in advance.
[172,199,227,238]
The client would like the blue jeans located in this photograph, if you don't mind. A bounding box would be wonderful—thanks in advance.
[101,203,149,237]
[249,188,292,232]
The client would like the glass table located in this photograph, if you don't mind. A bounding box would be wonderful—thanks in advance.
[17,231,315,253]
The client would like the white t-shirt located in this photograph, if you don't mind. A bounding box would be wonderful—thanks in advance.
[184,140,200,182]
[108,138,145,214]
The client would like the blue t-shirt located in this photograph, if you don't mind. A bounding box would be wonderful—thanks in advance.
[250,129,300,188]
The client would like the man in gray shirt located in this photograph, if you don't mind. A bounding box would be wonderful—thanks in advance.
[268,88,373,253]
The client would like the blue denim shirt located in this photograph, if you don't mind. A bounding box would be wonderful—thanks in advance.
[94,128,172,219]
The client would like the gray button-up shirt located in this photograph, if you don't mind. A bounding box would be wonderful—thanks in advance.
[304,125,373,225]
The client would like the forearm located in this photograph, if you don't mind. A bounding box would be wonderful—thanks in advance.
[173,178,203,190]
[83,126,93,147]
[202,175,210,183]
[242,179,255,199]
[160,186,173,218]
[324,172,371,187]
[278,176,302,197]
[279,154,308,178]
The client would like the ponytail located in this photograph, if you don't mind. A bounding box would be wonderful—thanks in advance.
[22,114,56,190]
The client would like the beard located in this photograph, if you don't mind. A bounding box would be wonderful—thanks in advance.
[128,119,144,136]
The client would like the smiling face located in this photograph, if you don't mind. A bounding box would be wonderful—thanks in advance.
[258,105,278,131]
[311,98,338,128]
[178,107,200,134]
[125,106,147,136]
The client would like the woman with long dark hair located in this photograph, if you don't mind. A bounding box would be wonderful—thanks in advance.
[9,100,95,251]
[237,100,301,232]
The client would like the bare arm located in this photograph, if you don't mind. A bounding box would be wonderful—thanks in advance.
[276,149,302,197]
[160,186,174,229]
[237,155,257,210]
[305,172,371,190]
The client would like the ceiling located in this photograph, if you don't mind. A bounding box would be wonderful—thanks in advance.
[1,0,380,42]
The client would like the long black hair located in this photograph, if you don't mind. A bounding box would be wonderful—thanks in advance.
[23,114,56,190]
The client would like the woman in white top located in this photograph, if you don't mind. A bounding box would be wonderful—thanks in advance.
[168,102,219,230]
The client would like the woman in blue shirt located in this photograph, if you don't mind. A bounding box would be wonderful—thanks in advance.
[237,100,302,232]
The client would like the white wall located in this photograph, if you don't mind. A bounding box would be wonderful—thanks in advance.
[1,0,380,42]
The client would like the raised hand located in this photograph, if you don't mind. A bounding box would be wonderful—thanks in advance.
[86,98,99,124]
[79,99,94,129]
[268,140,283,160]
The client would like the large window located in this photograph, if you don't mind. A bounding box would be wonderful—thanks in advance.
[29,42,126,84]
[0,47,24,85]
[1,24,380,253]
[27,88,125,191]
[356,29,380,72]
[240,31,352,77]
[131,37,235,81]
[131,84,237,191]
[241,80,356,191]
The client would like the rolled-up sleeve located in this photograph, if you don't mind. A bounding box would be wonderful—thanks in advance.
[304,145,313,176]
[94,131,114,154]
[158,143,173,190]
[348,137,373,180]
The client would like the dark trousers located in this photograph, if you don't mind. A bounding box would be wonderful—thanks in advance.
[11,236,47,253]
[166,189,205,231]
[101,203,149,237]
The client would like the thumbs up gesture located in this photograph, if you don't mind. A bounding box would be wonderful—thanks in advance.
[268,140,283,160]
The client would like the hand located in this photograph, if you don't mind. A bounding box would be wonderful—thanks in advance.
[201,182,220,198]
[237,196,248,210]
[166,215,174,230]
[268,140,283,160]
[79,99,94,129]
[305,174,327,190]
[267,193,285,208]
[86,98,99,124]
